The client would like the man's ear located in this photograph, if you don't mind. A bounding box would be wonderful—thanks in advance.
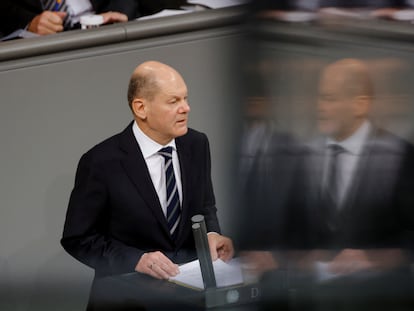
[132,98,146,120]
[353,95,371,118]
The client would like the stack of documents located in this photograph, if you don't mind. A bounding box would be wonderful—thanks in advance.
[187,0,248,9]
[169,258,244,290]
[137,9,191,21]
[136,0,247,21]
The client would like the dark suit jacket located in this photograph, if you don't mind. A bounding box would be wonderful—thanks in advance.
[0,0,185,36]
[61,122,221,278]
[303,126,414,250]
[236,128,306,251]
[0,0,129,35]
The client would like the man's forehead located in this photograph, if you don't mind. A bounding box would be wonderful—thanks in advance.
[157,74,187,92]
[160,85,188,97]
[320,71,346,89]
[134,61,184,85]
[157,71,183,83]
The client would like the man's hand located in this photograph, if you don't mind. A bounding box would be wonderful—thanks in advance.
[208,233,234,262]
[328,248,375,275]
[100,11,128,24]
[240,251,279,277]
[329,248,406,275]
[28,11,67,35]
[135,251,179,280]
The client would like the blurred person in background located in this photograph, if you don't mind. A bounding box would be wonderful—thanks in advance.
[251,0,412,10]
[249,0,414,20]
[304,58,414,264]
[291,58,414,309]
[241,58,414,310]
[0,0,128,36]
[0,0,186,37]
[236,69,306,280]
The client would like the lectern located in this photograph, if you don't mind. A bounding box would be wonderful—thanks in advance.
[191,214,261,309]
[89,216,261,310]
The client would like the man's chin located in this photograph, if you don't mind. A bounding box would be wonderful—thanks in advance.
[317,124,336,137]
[176,127,188,137]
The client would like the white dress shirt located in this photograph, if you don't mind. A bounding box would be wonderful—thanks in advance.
[65,0,94,24]
[132,121,183,216]
[323,120,372,207]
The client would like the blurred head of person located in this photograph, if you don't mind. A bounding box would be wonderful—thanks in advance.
[243,75,273,124]
[317,58,373,141]
[245,95,272,123]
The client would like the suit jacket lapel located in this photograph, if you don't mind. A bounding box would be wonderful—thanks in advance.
[339,126,380,217]
[340,127,399,216]
[339,150,368,218]
[118,123,172,240]
[306,139,325,205]
[175,136,191,245]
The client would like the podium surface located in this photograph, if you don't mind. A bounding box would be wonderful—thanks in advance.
[89,271,260,310]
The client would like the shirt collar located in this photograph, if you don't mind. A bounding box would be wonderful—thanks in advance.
[132,121,176,159]
[326,120,371,155]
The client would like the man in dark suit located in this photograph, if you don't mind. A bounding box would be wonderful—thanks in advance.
[61,61,233,282]
[237,88,304,251]
[248,58,414,310]
[301,58,414,277]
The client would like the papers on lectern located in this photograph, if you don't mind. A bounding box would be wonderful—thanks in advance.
[169,258,244,290]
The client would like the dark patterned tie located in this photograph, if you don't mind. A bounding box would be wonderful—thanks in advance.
[322,144,345,231]
[41,0,72,29]
[326,144,345,207]
[158,147,181,238]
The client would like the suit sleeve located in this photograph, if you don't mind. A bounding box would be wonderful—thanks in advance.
[396,144,414,249]
[61,152,143,276]
[0,1,39,36]
[201,134,222,234]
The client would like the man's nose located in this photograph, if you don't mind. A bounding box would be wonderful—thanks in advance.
[179,101,190,113]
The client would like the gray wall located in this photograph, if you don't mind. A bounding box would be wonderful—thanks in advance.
[0,21,242,310]
[4,11,414,311]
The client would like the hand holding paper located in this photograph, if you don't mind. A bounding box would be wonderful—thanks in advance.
[170,258,244,290]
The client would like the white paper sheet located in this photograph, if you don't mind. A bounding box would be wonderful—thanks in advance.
[314,261,342,283]
[137,9,191,21]
[169,258,244,290]
[392,9,414,21]
[187,0,248,9]
[66,0,93,16]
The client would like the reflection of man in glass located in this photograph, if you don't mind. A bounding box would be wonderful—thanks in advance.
[240,58,414,310]
[237,84,304,273]
[304,58,414,276]
[239,94,276,185]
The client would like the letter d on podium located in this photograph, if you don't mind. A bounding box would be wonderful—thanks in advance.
[191,215,216,289]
